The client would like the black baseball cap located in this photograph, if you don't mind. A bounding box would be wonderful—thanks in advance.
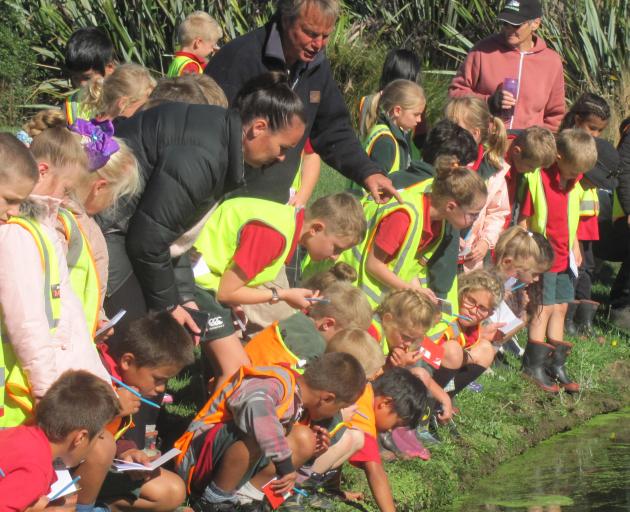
[498,0,542,25]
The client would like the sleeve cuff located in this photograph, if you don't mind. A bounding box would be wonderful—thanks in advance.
[274,456,295,476]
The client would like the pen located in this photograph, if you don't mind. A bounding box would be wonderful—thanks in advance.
[354,410,369,420]
[329,421,351,436]
[510,282,528,292]
[110,375,161,409]
[454,313,473,322]
[293,487,309,497]
[49,475,81,501]
[305,297,331,304]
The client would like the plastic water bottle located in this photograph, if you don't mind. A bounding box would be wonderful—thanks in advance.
[503,77,519,119]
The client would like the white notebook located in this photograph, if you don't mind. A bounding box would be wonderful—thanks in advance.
[112,448,181,473]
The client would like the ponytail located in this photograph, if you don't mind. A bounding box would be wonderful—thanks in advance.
[432,155,487,208]
[362,79,425,138]
[235,71,306,131]
[445,96,507,170]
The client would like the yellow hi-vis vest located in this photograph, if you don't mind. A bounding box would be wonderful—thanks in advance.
[57,209,101,337]
[64,92,95,125]
[339,179,444,307]
[523,168,581,250]
[167,54,203,77]
[193,198,298,292]
[363,123,401,175]
[578,185,600,217]
[0,217,61,427]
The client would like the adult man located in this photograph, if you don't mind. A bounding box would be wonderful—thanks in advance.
[205,0,398,203]
[448,0,565,131]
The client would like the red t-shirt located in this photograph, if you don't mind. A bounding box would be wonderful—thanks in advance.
[232,209,305,280]
[0,426,56,511]
[372,196,440,263]
[520,165,579,272]
[303,138,314,155]
[175,51,207,75]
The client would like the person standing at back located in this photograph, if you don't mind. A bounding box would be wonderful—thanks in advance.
[448,0,565,131]
[205,0,399,204]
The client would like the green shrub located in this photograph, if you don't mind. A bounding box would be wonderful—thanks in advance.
[0,14,39,126]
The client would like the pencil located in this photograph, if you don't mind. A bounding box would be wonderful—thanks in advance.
[110,375,161,409]
[510,282,527,292]
[49,475,81,501]
[354,410,370,420]
[329,421,350,436]
[305,297,331,304]
[293,487,309,497]
[454,313,474,322]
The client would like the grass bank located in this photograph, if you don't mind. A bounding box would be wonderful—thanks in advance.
[335,328,630,511]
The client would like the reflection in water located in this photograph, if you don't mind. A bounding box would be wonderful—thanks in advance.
[451,408,630,511]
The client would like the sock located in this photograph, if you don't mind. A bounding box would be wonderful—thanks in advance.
[203,482,237,504]
[432,366,458,389]
[235,481,264,503]
[451,364,487,396]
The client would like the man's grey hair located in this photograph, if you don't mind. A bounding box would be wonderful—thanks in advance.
[278,0,340,26]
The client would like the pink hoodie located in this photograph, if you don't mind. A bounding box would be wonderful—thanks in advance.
[0,196,110,400]
[449,33,565,132]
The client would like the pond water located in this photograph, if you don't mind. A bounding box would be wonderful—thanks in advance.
[451,408,630,511]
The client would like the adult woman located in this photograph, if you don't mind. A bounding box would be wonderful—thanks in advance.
[98,71,306,383]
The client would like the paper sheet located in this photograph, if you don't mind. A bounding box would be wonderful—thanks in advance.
[192,257,211,278]
[112,448,181,472]
[489,301,524,335]
[47,469,78,500]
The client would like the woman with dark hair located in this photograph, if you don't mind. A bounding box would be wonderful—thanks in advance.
[98,72,306,376]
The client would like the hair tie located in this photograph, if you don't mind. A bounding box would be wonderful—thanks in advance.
[69,118,120,171]
[15,130,33,148]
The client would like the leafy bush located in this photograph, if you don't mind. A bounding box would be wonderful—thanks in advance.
[0,14,39,127]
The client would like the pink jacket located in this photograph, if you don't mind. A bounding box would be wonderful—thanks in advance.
[0,196,110,399]
[460,161,510,272]
[449,34,565,131]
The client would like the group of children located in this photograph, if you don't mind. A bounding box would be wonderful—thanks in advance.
[0,11,626,512]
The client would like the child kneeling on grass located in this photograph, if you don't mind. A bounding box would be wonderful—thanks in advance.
[89,312,194,511]
[174,353,367,511]
[0,370,120,511]
[191,192,367,389]
[431,269,505,400]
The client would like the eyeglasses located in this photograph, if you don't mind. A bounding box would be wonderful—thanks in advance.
[461,295,493,317]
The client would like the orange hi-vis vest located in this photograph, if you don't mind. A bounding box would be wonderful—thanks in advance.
[174,365,298,490]
[245,322,305,370]
[348,383,377,439]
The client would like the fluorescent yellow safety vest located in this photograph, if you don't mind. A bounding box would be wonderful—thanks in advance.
[578,185,600,217]
[523,168,581,250]
[612,190,626,221]
[167,55,203,77]
[339,179,445,307]
[64,92,95,125]
[427,313,461,344]
[0,217,61,427]
[57,209,101,337]
[363,123,401,175]
[194,198,298,291]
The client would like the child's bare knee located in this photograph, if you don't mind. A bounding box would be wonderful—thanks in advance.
[144,470,187,511]
[288,424,316,458]
[443,341,464,368]
[475,340,496,367]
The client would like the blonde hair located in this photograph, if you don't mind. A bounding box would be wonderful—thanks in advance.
[178,11,223,47]
[494,226,554,274]
[445,96,507,170]
[431,155,487,209]
[185,74,228,108]
[25,109,87,169]
[306,192,367,245]
[302,261,357,290]
[377,289,438,334]
[458,269,503,310]
[362,79,426,137]
[25,109,139,207]
[309,282,372,330]
[556,129,598,174]
[512,126,557,169]
[326,328,385,379]
[81,63,156,119]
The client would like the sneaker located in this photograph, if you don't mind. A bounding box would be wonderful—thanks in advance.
[415,426,441,445]
[466,381,483,393]
[504,336,525,357]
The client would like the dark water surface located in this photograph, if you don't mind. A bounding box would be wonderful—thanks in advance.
[451,408,630,511]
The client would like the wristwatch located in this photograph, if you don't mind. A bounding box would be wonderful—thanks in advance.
[269,287,280,305]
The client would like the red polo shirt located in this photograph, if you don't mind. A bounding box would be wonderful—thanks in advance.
[520,165,580,272]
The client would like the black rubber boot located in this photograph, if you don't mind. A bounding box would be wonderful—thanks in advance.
[546,339,580,393]
[564,302,579,336]
[574,300,599,336]
[521,340,560,393]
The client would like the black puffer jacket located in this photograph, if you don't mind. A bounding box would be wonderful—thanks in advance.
[98,102,244,309]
